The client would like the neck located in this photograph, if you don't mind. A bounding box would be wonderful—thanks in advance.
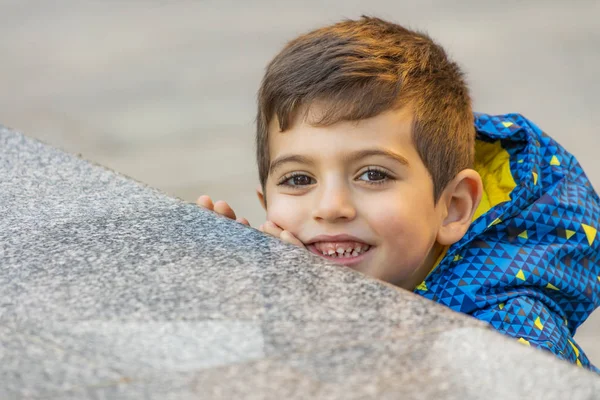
[401,242,447,291]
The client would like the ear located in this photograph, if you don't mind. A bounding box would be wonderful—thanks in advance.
[436,169,483,246]
[256,184,267,211]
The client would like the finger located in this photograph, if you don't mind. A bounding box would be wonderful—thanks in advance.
[262,220,284,237]
[196,195,214,210]
[280,230,305,248]
[236,217,250,226]
[213,200,237,220]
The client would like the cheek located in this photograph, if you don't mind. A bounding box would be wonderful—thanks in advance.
[369,207,413,241]
[364,194,434,250]
[265,194,308,232]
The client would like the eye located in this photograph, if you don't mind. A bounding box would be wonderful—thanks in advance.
[278,173,316,187]
[357,168,392,184]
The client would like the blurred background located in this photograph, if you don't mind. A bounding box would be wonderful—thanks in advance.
[1,0,598,364]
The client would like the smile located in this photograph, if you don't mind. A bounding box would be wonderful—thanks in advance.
[306,240,373,266]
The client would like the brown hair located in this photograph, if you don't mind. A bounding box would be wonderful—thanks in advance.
[256,16,474,202]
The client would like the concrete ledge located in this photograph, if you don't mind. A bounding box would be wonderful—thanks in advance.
[1,126,599,399]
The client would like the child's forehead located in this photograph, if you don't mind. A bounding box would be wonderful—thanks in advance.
[268,103,414,135]
[266,106,418,165]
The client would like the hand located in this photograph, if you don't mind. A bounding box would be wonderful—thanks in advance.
[258,221,305,248]
[196,195,250,226]
[196,195,304,248]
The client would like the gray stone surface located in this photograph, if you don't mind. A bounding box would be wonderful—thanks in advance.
[2,127,600,398]
[0,1,598,356]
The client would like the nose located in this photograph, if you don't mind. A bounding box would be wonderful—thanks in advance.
[312,181,357,222]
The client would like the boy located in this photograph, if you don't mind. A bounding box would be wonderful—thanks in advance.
[198,16,600,371]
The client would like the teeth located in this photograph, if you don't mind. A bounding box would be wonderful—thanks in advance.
[317,244,371,258]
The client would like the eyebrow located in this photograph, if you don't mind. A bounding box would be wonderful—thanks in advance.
[346,149,410,167]
[269,148,410,175]
[269,154,315,175]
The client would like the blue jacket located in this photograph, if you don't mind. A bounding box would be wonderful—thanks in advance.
[415,113,600,372]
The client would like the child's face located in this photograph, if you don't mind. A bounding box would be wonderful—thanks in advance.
[261,106,448,289]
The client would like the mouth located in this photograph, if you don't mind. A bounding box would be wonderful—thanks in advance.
[306,239,374,266]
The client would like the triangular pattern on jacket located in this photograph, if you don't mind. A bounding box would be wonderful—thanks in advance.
[415,113,600,372]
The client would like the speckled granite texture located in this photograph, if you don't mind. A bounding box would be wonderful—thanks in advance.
[1,126,599,399]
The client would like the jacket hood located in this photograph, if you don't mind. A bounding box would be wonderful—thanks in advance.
[418,112,599,339]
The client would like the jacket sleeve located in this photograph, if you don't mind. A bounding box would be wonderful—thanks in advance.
[471,295,599,373]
